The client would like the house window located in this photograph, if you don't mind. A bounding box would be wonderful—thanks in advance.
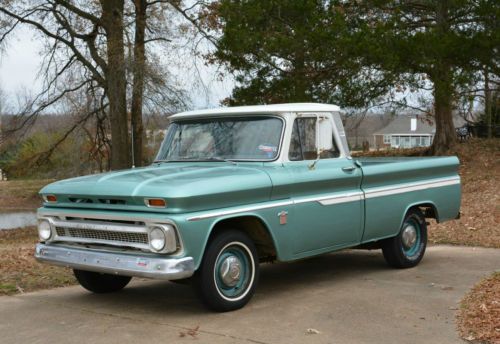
[383,135,391,144]
[404,136,410,148]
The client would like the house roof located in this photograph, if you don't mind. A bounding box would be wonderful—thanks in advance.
[374,116,435,135]
[170,103,341,119]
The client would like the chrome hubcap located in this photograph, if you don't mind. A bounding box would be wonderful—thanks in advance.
[402,225,417,249]
[219,255,242,287]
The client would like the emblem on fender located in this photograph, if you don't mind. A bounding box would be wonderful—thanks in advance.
[278,211,288,225]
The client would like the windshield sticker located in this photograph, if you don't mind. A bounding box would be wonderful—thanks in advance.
[258,144,277,158]
[258,144,277,153]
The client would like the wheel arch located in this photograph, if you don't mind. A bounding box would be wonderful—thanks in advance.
[400,201,439,228]
[204,214,279,263]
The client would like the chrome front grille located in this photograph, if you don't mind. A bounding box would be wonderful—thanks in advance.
[45,217,151,251]
[55,227,148,244]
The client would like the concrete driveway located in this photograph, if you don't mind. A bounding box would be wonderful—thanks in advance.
[1,245,499,344]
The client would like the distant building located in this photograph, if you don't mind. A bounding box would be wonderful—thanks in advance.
[373,115,468,149]
[373,116,435,149]
[344,114,393,150]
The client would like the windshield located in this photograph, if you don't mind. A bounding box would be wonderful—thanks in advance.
[155,116,284,162]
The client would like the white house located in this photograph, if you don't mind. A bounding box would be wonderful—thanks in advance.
[373,116,435,149]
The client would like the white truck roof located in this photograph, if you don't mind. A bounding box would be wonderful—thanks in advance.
[170,103,341,119]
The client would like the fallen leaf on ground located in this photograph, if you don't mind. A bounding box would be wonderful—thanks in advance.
[179,325,200,338]
[306,328,320,334]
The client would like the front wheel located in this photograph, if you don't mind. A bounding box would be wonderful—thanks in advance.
[194,230,259,312]
[73,269,132,293]
[382,208,427,268]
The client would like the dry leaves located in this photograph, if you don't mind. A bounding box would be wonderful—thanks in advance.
[0,179,51,210]
[457,272,500,343]
[179,325,200,338]
[0,227,76,295]
[429,139,500,248]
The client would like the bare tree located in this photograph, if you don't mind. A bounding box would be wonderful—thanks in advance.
[0,1,131,168]
[100,0,131,168]
[0,0,191,170]
[131,0,147,166]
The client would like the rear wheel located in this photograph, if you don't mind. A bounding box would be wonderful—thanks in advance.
[194,230,259,312]
[73,269,132,293]
[382,208,427,268]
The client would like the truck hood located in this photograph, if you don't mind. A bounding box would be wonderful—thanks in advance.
[40,163,273,214]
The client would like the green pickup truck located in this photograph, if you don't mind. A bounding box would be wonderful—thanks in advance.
[35,103,461,311]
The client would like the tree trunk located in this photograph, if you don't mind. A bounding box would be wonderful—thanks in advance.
[430,65,457,155]
[430,0,456,155]
[484,67,492,138]
[131,0,147,166]
[100,0,131,170]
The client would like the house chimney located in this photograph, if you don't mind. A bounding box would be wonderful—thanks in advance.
[410,118,417,131]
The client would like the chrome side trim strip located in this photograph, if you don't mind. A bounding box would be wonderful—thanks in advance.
[186,192,363,221]
[186,176,460,221]
[187,200,294,221]
[364,176,460,199]
[318,193,364,206]
[295,191,364,206]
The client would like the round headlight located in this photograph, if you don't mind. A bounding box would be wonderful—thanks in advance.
[38,220,52,241]
[150,227,166,251]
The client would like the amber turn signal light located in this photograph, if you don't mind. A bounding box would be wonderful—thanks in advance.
[145,198,166,208]
[44,195,57,203]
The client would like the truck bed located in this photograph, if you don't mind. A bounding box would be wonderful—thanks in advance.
[358,156,461,243]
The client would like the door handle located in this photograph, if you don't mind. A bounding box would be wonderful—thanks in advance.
[342,166,356,172]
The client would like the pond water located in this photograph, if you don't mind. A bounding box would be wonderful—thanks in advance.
[0,212,37,230]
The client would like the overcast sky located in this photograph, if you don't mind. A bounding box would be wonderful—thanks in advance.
[0,26,233,113]
[1,26,463,118]
[0,27,42,101]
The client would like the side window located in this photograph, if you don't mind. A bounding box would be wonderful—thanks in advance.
[288,117,340,161]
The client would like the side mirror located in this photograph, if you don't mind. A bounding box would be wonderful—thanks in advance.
[318,117,333,151]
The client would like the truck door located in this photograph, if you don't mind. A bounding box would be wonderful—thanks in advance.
[284,114,363,256]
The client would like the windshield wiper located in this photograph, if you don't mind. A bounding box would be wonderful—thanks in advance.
[153,157,236,164]
[201,157,237,164]
[153,159,178,163]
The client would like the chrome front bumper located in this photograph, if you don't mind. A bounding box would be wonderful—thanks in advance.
[35,244,195,280]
